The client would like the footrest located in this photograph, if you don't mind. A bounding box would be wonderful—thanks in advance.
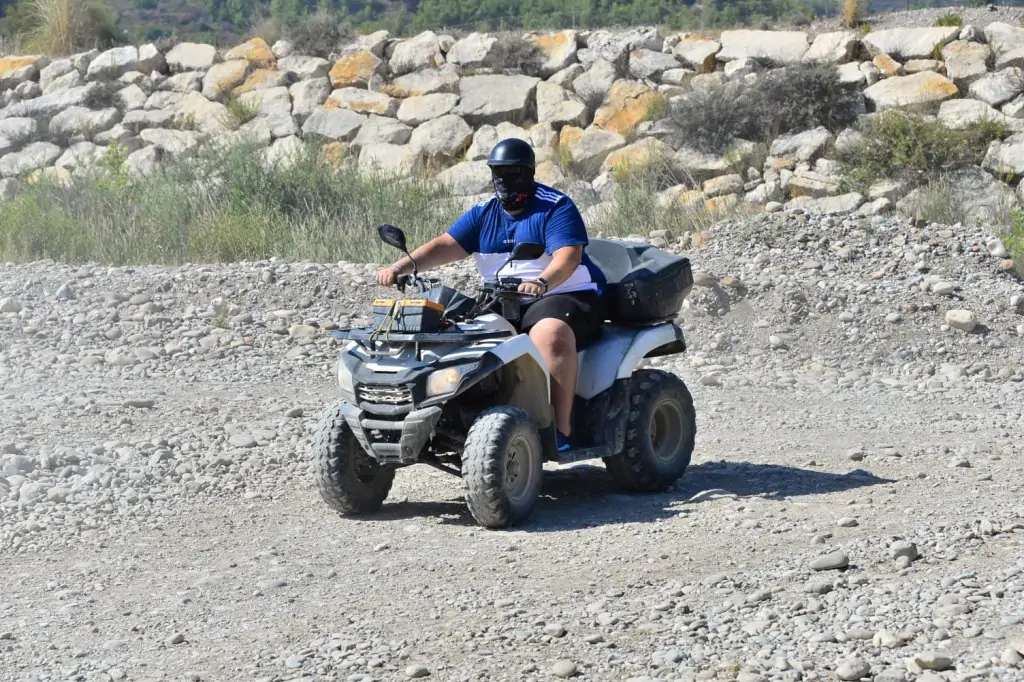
[556,444,612,464]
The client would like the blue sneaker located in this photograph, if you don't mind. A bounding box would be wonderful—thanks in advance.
[557,432,572,452]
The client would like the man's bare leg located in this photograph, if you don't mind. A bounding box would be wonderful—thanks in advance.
[528,318,577,438]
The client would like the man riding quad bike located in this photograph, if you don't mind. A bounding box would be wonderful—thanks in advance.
[313,138,698,528]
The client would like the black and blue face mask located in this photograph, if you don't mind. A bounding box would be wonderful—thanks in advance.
[491,166,535,211]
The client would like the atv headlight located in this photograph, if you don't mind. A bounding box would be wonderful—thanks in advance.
[425,363,478,398]
[336,360,356,401]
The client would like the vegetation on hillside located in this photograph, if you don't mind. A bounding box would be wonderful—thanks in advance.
[2,0,838,51]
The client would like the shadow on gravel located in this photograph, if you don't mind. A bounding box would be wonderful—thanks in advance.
[363,461,895,531]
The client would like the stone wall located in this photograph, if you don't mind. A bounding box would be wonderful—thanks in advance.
[3,23,1024,221]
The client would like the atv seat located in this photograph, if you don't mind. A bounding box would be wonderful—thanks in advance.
[587,238,694,325]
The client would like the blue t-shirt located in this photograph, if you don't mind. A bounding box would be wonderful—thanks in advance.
[446,183,605,296]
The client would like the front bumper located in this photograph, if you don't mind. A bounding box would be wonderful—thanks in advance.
[339,401,442,465]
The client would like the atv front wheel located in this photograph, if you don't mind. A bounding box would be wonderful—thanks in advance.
[312,400,395,515]
[603,369,696,493]
[461,406,544,529]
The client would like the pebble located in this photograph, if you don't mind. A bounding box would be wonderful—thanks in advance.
[836,517,858,527]
[405,664,430,678]
[913,650,953,671]
[890,540,918,561]
[551,659,577,678]
[945,309,978,332]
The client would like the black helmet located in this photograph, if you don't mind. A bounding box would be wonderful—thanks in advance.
[487,138,535,169]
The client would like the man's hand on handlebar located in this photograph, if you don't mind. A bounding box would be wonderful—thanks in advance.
[517,281,546,298]
[376,265,403,287]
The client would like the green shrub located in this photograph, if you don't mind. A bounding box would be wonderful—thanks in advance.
[934,11,962,27]
[1007,209,1024,263]
[837,109,1009,191]
[283,10,354,59]
[669,61,862,153]
[0,140,465,265]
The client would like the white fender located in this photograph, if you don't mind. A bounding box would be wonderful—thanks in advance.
[576,323,680,400]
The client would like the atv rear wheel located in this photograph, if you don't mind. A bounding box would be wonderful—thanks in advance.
[461,406,544,529]
[603,369,696,493]
[312,400,395,515]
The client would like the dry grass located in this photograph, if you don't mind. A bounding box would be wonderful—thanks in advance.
[11,0,118,56]
[841,0,863,28]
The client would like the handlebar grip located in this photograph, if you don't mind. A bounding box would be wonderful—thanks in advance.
[396,274,412,287]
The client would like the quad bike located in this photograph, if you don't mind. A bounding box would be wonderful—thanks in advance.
[311,223,697,529]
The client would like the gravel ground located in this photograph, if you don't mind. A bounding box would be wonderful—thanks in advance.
[1,209,1023,682]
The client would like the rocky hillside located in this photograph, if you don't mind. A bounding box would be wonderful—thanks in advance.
[3,22,1024,235]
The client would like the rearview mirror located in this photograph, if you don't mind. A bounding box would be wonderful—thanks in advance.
[510,242,545,261]
[377,224,408,253]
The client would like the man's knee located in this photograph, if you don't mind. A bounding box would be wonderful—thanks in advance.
[528,317,576,356]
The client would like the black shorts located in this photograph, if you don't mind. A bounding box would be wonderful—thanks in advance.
[519,290,606,351]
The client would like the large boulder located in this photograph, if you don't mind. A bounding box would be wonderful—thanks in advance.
[769,126,833,163]
[899,166,1015,225]
[409,114,474,161]
[593,80,660,136]
[239,86,298,138]
[967,68,1024,107]
[396,93,460,126]
[672,35,721,72]
[86,46,140,80]
[202,60,251,99]
[628,49,681,80]
[289,78,331,121]
[536,82,589,128]
[224,37,276,68]
[804,31,859,63]
[0,141,63,177]
[388,31,444,76]
[435,160,493,195]
[983,22,1024,69]
[563,127,626,175]
[140,129,199,156]
[863,71,958,113]
[166,43,217,73]
[279,55,330,80]
[942,40,991,89]
[446,32,504,69]
[572,59,617,107]
[982,134,1024,178]
[937,99,1024,132]
[329,51,385,88]
[352,114,413,148]
[358,143,422,176]
[326,87,399,117]
[527,30,579,77]
[454,74,540,126]
[0,83,98,120]
[0,55,47,90]
[301,107,365,142]
[48,106,120,143]
[467,122,533,161]
[599,137,671,174]
[382,66,460,98]
[716,30,810,65]
[861,27,959,60]
[0,118,38,154]
[580,28,661,69]
[177,91,232,134]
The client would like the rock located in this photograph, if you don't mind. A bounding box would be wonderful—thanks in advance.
[703,173,744,198]
[593,79,659,136]
[564,127,626,175]
[601,137,671,175]
[628,48,680,80]
[0,117,39,153]
[528,30,579,77]
[405,664,430,678]
[984,21,1024,69]
[836,657,871,681]
[0,298,23,313]
[968,67,1024,107]
[551,659,577,678]
[937,99,1024,132]
[329,50,384,88]
[672,34,721,72]
[138,129,199,156]
[788,192,864,214]
[408,114,473,161]
[48,106,120,143]
[224,37,276,68]
[177,91,231,135]
[536,81,589,127]
[352,114,412,148]
[382,66,460,98]
[769,127,834,163]
[945,309,977,332]
[0,83,101,120]
[87,46,140,80]
[389,31,444,75]
[202,59,251,99]
[942,40,991,87]
[302,107,365,142]
[716,29,810,65]
[804,31,859,63]
[787,170,841,198]
[278,55,329,80]
[863,71,959,113]
[396,93,460,125]
[435,160,492,195]
[289,78,331,121]
[862,27,960,60]
[913,651,953,671]
[890,540,918,560]
[446,32,505,69]
[357,143,421,175]
[0,141,62,178]
[165,42,217,73]
[454,74,540,126]
[809,550,849,571]
[327,87,399,117]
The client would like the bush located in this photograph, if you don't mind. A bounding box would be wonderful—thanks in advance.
[0,140,466,265]
[4,0,120,55]
[934,11,962,27]
[836,109,1009,190]
[283,10,354,59]
[1007,210,1024,263]
[669,61,862,154]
